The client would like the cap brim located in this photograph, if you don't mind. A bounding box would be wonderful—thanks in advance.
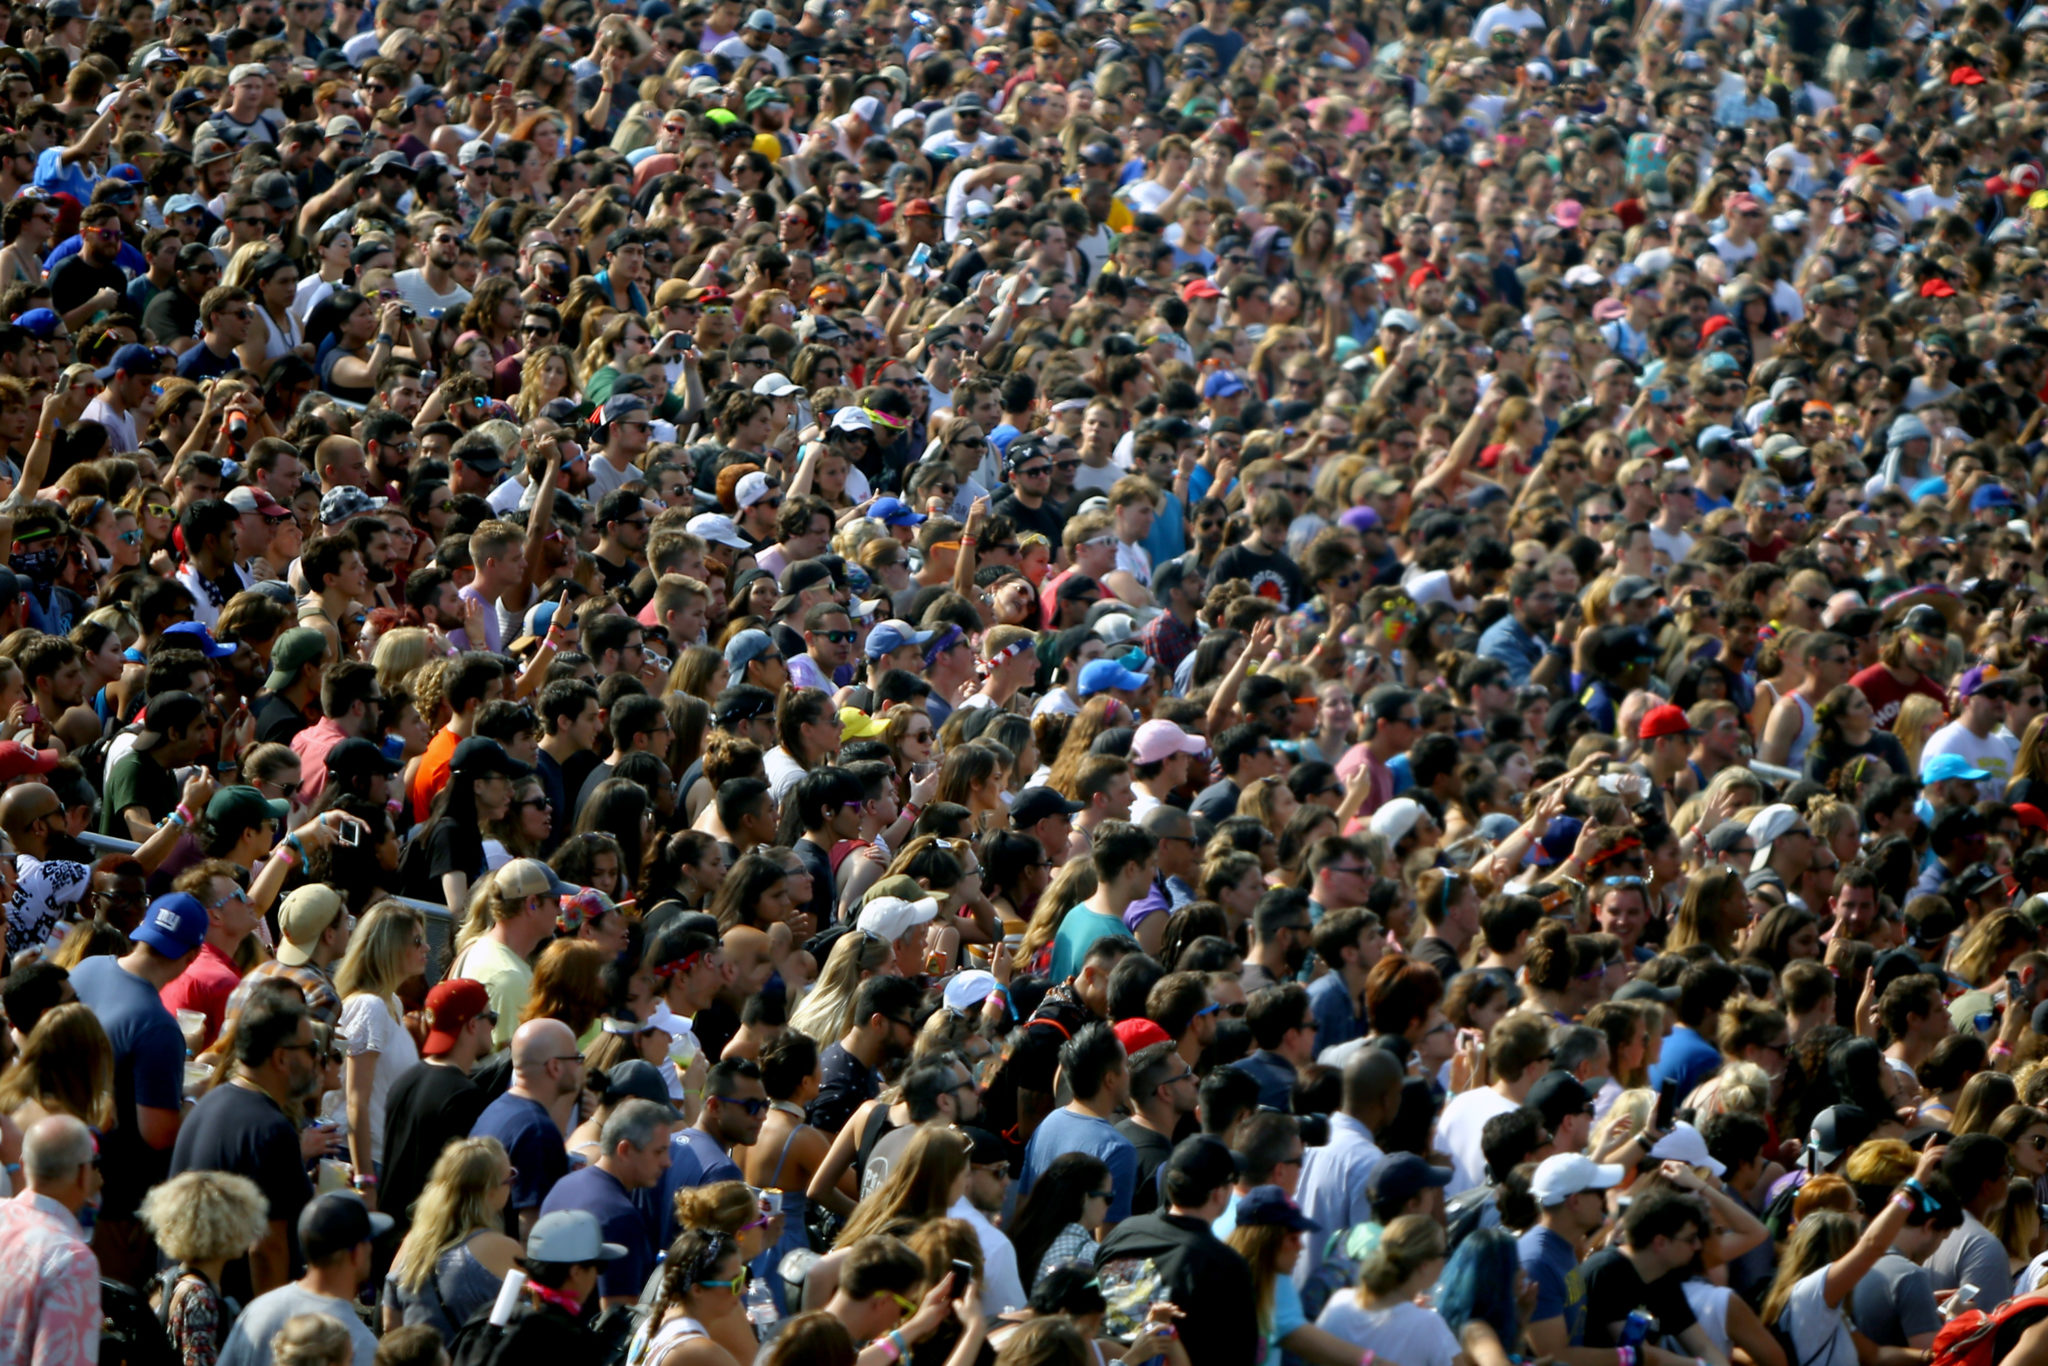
[1584,1162,1627,1189]
[368,1211,396,1237]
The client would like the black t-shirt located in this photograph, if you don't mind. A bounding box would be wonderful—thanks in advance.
[1209,542,1307,609]
[401,818,486,900]
[1189,778,1241,823]
[808,1039,880,1133]
[991,488,1064,543]
[1413,935,1463,981]
[48,253,128,321]
[379,1062,488,1243]
[167,1081,312,1305]
[793,836,835,928]
[1116,1117,1175,1216]
[253,691,312,745]
[595,550,637,595]
[1579,1246,1698,1348]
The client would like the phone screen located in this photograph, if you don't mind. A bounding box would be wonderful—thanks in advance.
[949,1258,974,1293]
[1656,1078,1679,1131]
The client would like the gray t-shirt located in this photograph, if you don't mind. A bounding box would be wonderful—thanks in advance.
[216,1283,378,1366]
[1925,1212,2012,1310]
[1852,1252,1942,1349]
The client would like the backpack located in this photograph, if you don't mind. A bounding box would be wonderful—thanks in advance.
[1930,1291,2048,1366]
[98,1278,178,1366]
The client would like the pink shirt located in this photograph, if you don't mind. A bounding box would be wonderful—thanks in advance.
[0,1191,100,1366]
[291,715,350,806]
[160,941,243,1048]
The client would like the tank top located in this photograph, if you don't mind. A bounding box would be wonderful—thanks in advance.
[629,1312,710,1366]
[1786,692,1817,766]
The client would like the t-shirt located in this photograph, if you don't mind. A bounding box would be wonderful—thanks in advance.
[1849,664,1949,732]
[1020,1106,1138,1222]
[102,748,180,834]
[448,939,532,1049]
[69,954,186,1219]
[216,1283,377,1366]
[391,268,472,319]
[808,1040,879,1134]
[1852,1252,1941,1348]
[337,993,419,1167]
[539,1164,656,1300]
[1115,1118,1175,1217]
[1580,1246,1698,1347]
[1434,1086,1519,1196]
[1920,721,2016,799]
[640,1125,745,1249]
[47,253,128,321]
[380,1063,487,1243]
[1049,904,1135,982]
[1520,1224,1589,1345]
[1925,1210,2012,1309]
[168,1081,314,1305]
[1781,1266,1857,1366]
[176,341,239,381]
[471,1093,569,1232]
[1317,1292,1460,1366]
[1209,542,1305,608]
[159,941,244,1049]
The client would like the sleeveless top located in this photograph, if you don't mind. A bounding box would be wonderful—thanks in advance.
[384,1231,505,1339]
[766,1119,813,1224]
[629,1311,710,1366]
[1786,692,1817,766]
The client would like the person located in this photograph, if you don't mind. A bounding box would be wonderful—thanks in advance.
[140,1170,272,1366]
[335,901,426,1181]
[469,1018,584,1238]
[1316,1213,1459,1366]
[1094,1135,1257,1366]
[168,987,321,1304]
[215,1192,389,1366]
[1019,1021,1139,1223]
[1578,1187,1727,1363]
[378,979,495,1248]
[0,1116,104,1366]
[379,1136,523,1339]
[1437,1014,1554,1196]
[538,1097,674,1308]
[472,1208,628,1354]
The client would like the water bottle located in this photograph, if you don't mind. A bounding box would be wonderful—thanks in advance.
[743,1276,781,1340]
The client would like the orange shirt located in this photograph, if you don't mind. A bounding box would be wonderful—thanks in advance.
[409,724,461,826]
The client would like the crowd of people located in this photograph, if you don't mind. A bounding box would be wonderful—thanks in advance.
[1,0,2048,1361]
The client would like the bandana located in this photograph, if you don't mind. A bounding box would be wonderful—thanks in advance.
[651,949,709,979]
[977,638,1033,679]
[1584,835,1643,870]
[923,624,963,666]
[862,404,909,432]
[527,1279,586,1316]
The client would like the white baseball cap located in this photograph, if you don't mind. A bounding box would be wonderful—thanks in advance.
[735,470,778,510]
[858,895,939,942]
[687,512,751,550]
[1649,1121,1726,1177]
[1530,1153,1627,1207]
[753,372,801,398]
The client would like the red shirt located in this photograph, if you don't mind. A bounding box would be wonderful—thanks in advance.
[159,941,243,1049]
[1849,663,1948,732]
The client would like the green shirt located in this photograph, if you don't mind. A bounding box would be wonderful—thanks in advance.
[103,748,179,835]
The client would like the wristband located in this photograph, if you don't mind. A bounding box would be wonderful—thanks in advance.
[1618,1347,1634,1366]
[1361,1353,1376,1366]
[1994,1040,2015,1058]
[903,803,921,821]
[352,1173,377,1187]
[275,846,299,869]
[1902,1177,1940,1210]
[889,1330,911,1360]
[961,535,977,545]
[376,333,397,345]
[176,802,196,825]
[875,1337,901,1363]
[1891,1191,1916,1214]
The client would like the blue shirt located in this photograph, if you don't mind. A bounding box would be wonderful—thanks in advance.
[1234,1049,1299,1112]
[541,1164,658,1300]
[177,341,238,381]
[640,1125,744,1249]
[1021,1107,1138,1222]
[471,1093,569,1225]
[1049,905,1134,982]
[1307,971,1367,1057]
[1519,1224,1588,1344]
[33,147,99,202]
[71,953,187,1217]
[42,233,149,278]
[1648,1024,1722,1095]
[1293,1111,1383,1290]
[1478,613,1549,689]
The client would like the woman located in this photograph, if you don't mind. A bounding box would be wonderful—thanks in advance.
[1803,686,1910,787]
[709,848,794,936]
[982,830,1050,931]
[0,197,55,286]
[0,1002,114,1131]
[481,775,551,868]
[381,1137,522,1337]
[1747,905,1823,972]
[1915,1033,1986,1127]
[837,1126,972,1247]
[1667,865,1746,959]
[402,737,521,915]
[460,274,522,367]
[1433,1227,1526,1366]
[338,900,428,1178]
[1006,1151,1113,1290]
[574,779,652,897]
[744,1031,852,1307]
[629,1229,753,1366]
[1953,1071,2019,1137]
[1316,1214,1461,1366]
[1762,1147,1942,1366]
[936,743,1008,835]
[139,1171,271,1366]
[240,250,306,376]
[515,343,578,422]
[307,291,422,404]
[519,939,611,1042]
[1226,1185,1364,1366]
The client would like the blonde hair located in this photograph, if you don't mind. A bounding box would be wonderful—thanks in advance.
[1359,1214,1445,1298]
[335,900,423,1001]
[1895,694,1945,772]
[788,932,896,1041]
[390,1137,509,1293]
[674,1180,756,1235]
[372,626,439,695]
[139,1169,270,1264]
[0,1002,115,1130]
[1592,1087,1657,1157]
[270,1313,355,1366]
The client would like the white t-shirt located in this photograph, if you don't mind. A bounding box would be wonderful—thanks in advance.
[1405,569,1479,616]
[1780,1266,1857,1366]
[1317,1292,1460,1366]
[390,268,472,320]
[1920,720,2016,799]
[710,33,789,73]
[1433,1086,1519,1195]
[1902,186,1960,223]
[80,394,139,453]
[337,991,419,1167]
[765,745,807,801]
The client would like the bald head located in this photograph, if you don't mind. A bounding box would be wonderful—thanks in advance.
[0,782,62,855]
[23,1113,93,1192]
[1139,805,1195,842]
[1342,1045,1404,1123]
[509,1018,577,1076]
[723,926,770,996]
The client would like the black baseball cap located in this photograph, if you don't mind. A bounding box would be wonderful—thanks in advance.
[1011,786,1084,827]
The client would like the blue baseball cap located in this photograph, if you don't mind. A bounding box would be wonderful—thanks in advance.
[13,309,62,340]
[868,497,926,529]
[132,892,209,957]
[1077,657,1147,697]
[866,619,934,659]
[96,342,166,383]
[1923,753,1992,784]
[1526,815,1584,866]
[1202,371,1246,399]
[1971,484,2019,512]
[160,621,239,659]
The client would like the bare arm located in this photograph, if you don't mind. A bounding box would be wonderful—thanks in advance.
[806,1099,870,1214]
[250,1220,292,1294]
[1757,693,1802,768]
[1204,616,1276,738]
[136,1103,183,1150]
[344,1049,379,1199]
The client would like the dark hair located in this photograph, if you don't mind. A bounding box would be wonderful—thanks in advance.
[1059,1020,1127,1100]
[235,986,310,1068]
[1008,1152,1112,1285]
[852,974,923,1031]
[1619,1187,1709,1250]
[1246,981,1310,1052]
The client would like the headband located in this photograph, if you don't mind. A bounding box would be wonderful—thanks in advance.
[600,1016,648,1035]
[978,638,1033,679]
[1583,835,1643,870]
[1049,398,1090,414]
[862,404,909,431]
[923,624,964,666]
[651,949,709,979]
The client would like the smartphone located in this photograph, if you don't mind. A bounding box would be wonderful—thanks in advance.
[338,821,360,847]
[908,242,932,279]
[1950,1284,1982,1315]
[20,704,38,725]
[1656,1077,1680,1132]
[949,1258,975,1293]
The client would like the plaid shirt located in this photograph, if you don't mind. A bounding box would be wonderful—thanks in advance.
[226,957,342,1027]
[1140,609,1198,681]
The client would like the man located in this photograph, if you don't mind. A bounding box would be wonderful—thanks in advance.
[214,1192,386,1366]
[1436,1014,1555,1197]
[1,779,90,962]
[168,988,319,1302]
[142,243,220,351]
[1307,907,1379,1055]
[981,935,1132,1153]
[1117,1040,1199,1217]
[1477,568,1570,690]
[1854,1147,1961,1347]
[1050,822,1156,981]
[643,1057,767,1248]
[158,858,264,1048]
[1240,890,1313,992]
[1926,1133,2017,1308]
[481,1208,629,1355]
[591,490,650,592]
[1021,1021,1139,1222]
[809,974,923,1133]
[48,203,127,328]
[1128,719,1205,822]
[1578,1188,1729,1365]
[1295,1048,1402,1290]
[539,1097,673,1309]
[392,219,472,318]
[174,285,253,381]
[102,691,211,838]
[67,890,204,1285]
[448,857,573,1045]
[952,1125,1028,1314]
[470,1018,586,1238]
[1922,664,2017,798]
[0,1116,103,1366]
[1411,869,1479,982]
[80,342,162,453]
[1094,1135,1257,1366]
[1651,961,1744,1094]
[1879,973,1949,1095]
[861,1058,980,1196]
[1521,1152,1628,1361]
[1334,688,1418,819]
[1235,982,1316,1112]
[252,628,327,746]
[379,979,496,1245]
[290,661,384,807]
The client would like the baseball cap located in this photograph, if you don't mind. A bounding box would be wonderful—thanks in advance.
[132,692,207,754]
[449,736,533,781]
[1365,1152,1454,1208]
[1746,803,1803,871]
[752,372,801,398]
[265,627,329,690]
[857,894,940,941]
[1923,753,1992,784]
[497,857,578,901]
[686,513,751,551]
[1236,1185,1321,1232]
[1807,1104,1877,1170]
[866,620,934,659]
[206,785,290,833]
[735,471,778,510]
[319,486,388,525]
[274,885,346,968]
[224,486,287,516]
[1650,1120,1727,1176]
[1180,278,1222,302]
[1077,657,1147,697]
[724,629,778,675]
[943,970,1003,1014]
[421,979,494,1055]
[1530,1152,1626,1206]
[601,1058,681,1118]
[1130,720,1206,765]
[868,497,926,528]
[525,1209,626,1264]
[131,891,209,957]
[0,741,58,782]
[1638,703,1694,741]
[1164,1135,1238,1196]
[1012,786,1084,826]
[1113,1017,1171,1052]
[162,621,239,660]
[1369,796,1423,845]
[95,343,164,383]
[299,1192,395,1261]
[1526,1071,1594,1129]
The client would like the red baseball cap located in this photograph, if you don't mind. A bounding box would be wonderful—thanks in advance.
[901,197,938,217]
[1180,278,1222,302]
[1638,703,1695,741]
[1113,1018,1172,1053]
[1699,315,1735,345]
[2016,803,2048,833]
[0,741,60,783]
[1920,279,1958,299]
[421,979,492,1056]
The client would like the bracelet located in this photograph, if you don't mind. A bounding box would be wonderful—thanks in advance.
[1618,1347,1634,1366]
[889,1331,909,1359]
[960,535,977,545]
[275,846,299,869]
[1993,1040,2015,1058]
[176,802,196,825]
[352,1173,377,1186]
[903,803,921,821]
[376,333,397,344]
[874,1337,901,1363]
[285,832,307,860]
[1891,1190,1916,1214]
[160,809,187,829]
[1902,1177,1940,1210]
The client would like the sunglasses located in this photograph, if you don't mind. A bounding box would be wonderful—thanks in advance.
[714,1095,768,1116]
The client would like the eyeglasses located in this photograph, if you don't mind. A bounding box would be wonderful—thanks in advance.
[714,1095,768,1116]
[889,1291,919,1315]
[699,1269,753,1294]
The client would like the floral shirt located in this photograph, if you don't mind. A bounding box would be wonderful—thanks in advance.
[166,1271,230,1366]
[0,1191,101,1366]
